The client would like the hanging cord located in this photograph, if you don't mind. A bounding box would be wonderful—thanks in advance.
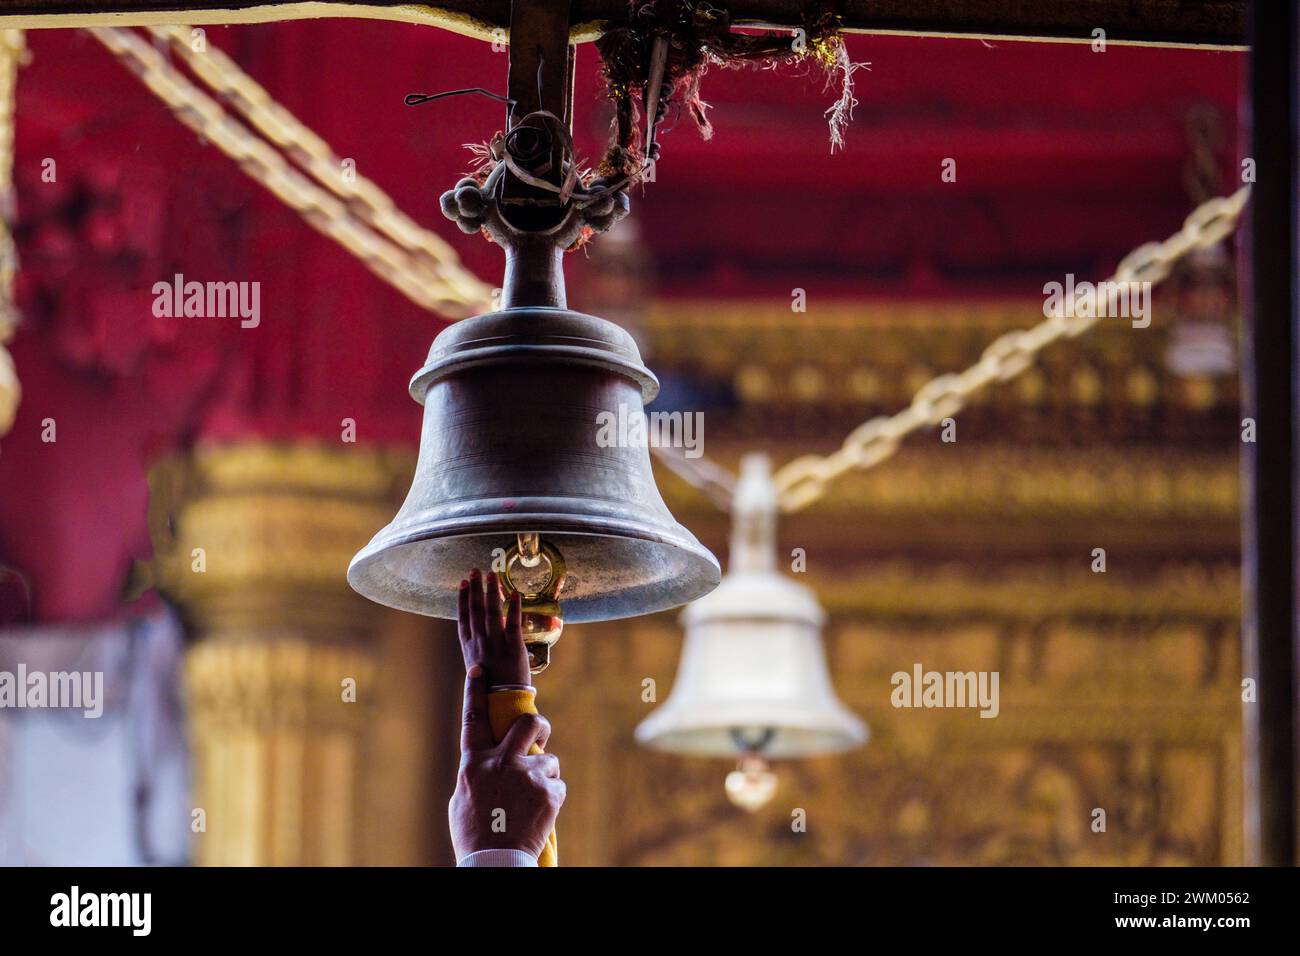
[408,40,661,223]
[443,41,668,215]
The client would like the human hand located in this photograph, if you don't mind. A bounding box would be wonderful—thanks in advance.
[457,568,531,687]
[448,664,565,860]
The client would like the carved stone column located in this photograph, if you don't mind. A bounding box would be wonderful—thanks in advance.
[150,442,414,866]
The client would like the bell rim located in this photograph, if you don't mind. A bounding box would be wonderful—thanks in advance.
[352,510,719,560]
[634,705,868,758]
[348,520,721,623]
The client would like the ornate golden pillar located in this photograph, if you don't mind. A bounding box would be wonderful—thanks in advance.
[150,442,420,866]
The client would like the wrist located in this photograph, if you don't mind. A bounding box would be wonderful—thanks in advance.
[473,656,532,689]
[458,848,538,868]
[459,832,547,858]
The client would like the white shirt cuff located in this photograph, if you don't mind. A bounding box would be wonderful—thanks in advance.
[457,848,539,867]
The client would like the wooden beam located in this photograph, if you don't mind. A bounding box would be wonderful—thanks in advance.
[1241,0,1299,867]
[0,0,1247,49]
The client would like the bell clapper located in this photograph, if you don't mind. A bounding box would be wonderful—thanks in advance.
[501,536,567,674]
[724,728,778,811]
[725,748,779,813]
[516,531,542,568]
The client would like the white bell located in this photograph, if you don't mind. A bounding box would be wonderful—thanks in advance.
[635,454,867,769]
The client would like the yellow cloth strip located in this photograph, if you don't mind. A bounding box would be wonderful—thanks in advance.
[487,689,557,867]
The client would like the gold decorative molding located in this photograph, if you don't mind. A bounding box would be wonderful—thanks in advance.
[658,445,1241,563]
[783,446,1237,519]
[149,441,412,633]
[184,441,405,497]
[815,560,1240,622]
[647,298,1239,414]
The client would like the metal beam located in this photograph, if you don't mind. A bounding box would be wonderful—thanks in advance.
[505,0,571,122]
[1241,0,1299,867]
[0,0,1247,48]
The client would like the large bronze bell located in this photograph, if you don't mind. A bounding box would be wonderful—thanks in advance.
[348,164,720,664]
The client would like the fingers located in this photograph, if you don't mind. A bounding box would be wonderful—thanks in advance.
[468,568,487,644]
[544,777,567,810]
[523,752,561,779]
[456,578,473,664]
[459,568,530,686]
[500,712,547,757]
[459,664,492,753]
[501,589,527,685]
[485,571,506,643]
[506,589,523,647]
[531,711,551,751]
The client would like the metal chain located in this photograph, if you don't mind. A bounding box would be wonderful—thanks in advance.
[148,26,492,311]
[0,28,23,438]
[771,185,1252,513]
[651,445,738,511]
[92,27,493,318]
